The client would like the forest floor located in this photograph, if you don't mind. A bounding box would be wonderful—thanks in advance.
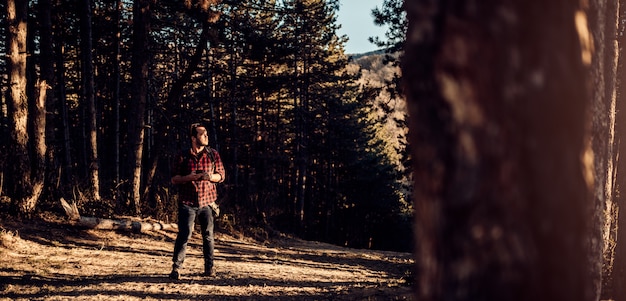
[0,212,414,300]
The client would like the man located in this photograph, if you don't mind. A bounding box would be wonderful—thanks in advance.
[169,122,225,280]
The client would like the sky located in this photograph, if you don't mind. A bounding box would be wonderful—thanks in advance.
[336,0,389,54]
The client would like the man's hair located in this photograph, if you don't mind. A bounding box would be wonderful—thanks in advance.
[189,123,205,138]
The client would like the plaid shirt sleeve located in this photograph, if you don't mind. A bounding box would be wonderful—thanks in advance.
[211,148,226,184]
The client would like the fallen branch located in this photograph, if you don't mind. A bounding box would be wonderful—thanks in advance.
[60,197,177,232]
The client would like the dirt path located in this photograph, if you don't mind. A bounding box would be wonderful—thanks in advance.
[0,215,414,300]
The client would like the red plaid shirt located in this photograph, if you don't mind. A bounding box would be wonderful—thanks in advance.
[172,147,225,208]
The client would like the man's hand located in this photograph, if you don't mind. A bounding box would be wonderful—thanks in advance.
[189,171,206,181]
[171,172,201,185]
[172,171,213,185]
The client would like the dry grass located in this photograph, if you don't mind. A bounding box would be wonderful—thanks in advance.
[0,214,414,300]
[0,229,20,250]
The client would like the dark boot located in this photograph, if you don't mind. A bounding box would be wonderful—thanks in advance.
[204,263,215,277]
[169,268,180,280]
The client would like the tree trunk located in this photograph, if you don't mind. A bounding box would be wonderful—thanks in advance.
[129,0,153,214]
[612,112,626,301]
[608,2,626,299]
[80,0,100,201]
[166,22,215,104]
[39,0,59,194]
[55,24,73,187]
[114,0,123,185]
[23,81,48,212]
[6,0,32,213]
[5,0,47,215]
[587,0,620,298]
[403,1,593,300]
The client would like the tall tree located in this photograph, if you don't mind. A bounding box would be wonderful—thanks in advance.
[128,0,153,214]
[39,0,57,195]
[113,0,124,184]
[278,0,342,231]
[5,0,44,214]
[55,26,74,190]
[80,0,101,201]
[404,1,593,300]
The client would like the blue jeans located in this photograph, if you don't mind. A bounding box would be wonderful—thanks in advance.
[172,204,215,272]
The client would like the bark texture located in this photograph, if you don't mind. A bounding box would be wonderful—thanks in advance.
[6,0,46,215]
[403,1,593,300]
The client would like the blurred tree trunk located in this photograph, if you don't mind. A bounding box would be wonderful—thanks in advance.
[403,1,593,300]
[587,0,619,299]
[80,0,101,201]
[129,0,153,214]
[611,58,626,301]
[608,2,626,300]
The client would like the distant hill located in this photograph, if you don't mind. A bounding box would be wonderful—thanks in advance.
[348,50,408,185]
[347,49,387,60]
[352,51,401,87]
